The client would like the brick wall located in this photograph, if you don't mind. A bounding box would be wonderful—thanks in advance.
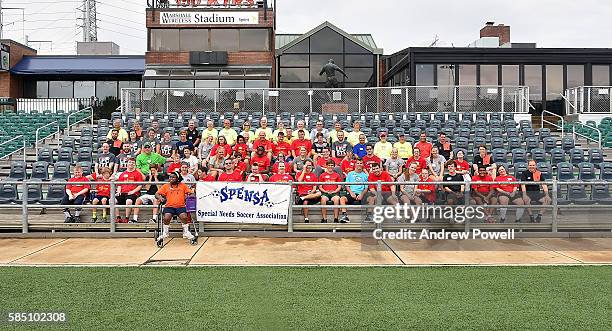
[480,24,510,46]
[0,40,37,97]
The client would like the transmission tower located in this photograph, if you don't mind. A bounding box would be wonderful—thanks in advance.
[79,0,97,42]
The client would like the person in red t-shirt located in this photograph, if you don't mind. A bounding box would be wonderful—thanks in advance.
[414,132,433,159]
[416,168,436,204]
[197,166,216,182]
[453,150,471,176]
[232,135,250,162]
[116,158,145,223]
[273,132,292,159]
[87,166,112,223]
[269,162,294,182]
[315,147,335,169]
[339,149,356,177]
[291,129,313,159]
[406,147,427,174]
[166,154,182,175]
[366,163,398,208]
[246,163,269,182]
[295,160,321,223]
[494,164,525,223]
[218,159,243,182]
[471,165,496,223]
[250,146,271,174]
[252,131,273,159]
[61,164,90,223]
[232,152,248,175]
[271,152,292,175]
[319,159,343,223]
[362,144,382,172]
[210,136,232,158]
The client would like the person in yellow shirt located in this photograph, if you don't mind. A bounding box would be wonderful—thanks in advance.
[239,121,255,144]
[291,120,310,140]
[218,119,238,146]
[329,122,348,144]
[255,117,273,140]
[346,120,365,146]
[393,133,413,160]
[284,127,295,144]
[106,119,129,142]
[201,120,218,144]
[373,132,393,160]
[272,121,287,143]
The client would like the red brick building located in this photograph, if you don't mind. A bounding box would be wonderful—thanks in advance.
[0,40,37,97]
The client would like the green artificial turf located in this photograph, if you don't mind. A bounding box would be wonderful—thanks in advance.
[0,266,610,330]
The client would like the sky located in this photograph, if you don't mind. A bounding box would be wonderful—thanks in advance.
[1,0,610,55]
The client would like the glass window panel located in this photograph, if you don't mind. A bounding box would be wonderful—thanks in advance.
[524,65,543,101]
[345,68,374,83]
[437,64,456,85]
[280,54,309,67]
[210,29,239,51]
[195,80,219,88]
[309,27,343,53]
[24,80,36,98]
[344,38,369,53]
[344,82,370,88]
[119,81,141,90]
[566,65,584,89]
[169,80,193,88]
[245,68,271,76]
[195,69,220,77]
[36,81,48,98]
[144,80,155,88]
[280,68,309,82]
[284,39,308,53]
[310,55,343,81]
[480,65,498,85]
[458,64,476,85]
[49,81,73,98]
[502,65,519,86]
[74,81,95,98]
[245,80,269,88]
[345,54,373,67]
[95,81,118,100]
[179,29,209,51]
[239,29,269,51]
[220,80,244,88]
[416,64,434,86]
[280,82,309,88]
[546,65,563,99]
[592,65,610,86]
[150,29,179,51]
[171,69,194,76]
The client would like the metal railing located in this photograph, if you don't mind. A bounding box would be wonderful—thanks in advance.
[541,110,564,136]
[121,86,530,115]
[34,121,60,158]
[17,98,95,113]
[0,135,26,162]
[1,179,611,234]
[572,121,602,148]
[66,106,94,132]
[565,86,612,114]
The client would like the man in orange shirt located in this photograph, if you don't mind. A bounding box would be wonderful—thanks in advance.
[155,171,195,242]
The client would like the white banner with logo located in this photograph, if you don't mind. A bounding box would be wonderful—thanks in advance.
[160,11,259,25]
[196,182,290,225]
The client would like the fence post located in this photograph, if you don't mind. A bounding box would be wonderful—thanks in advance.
[309,90,313,113]
[358,89,362,113]
[262,89,266,116]
[287,182,294,233]
[22,137,26,163]
[453,86,458,112]
[22,181,28,234]
[500,87,505,113]
[165,90,170,114]
[552,180,558,233]
[110,181,116,233]
[376,181,382,230]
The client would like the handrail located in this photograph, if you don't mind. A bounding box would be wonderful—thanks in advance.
[560,92,579,116]
[35,121,60,158]
[0,135,26,162]
[66,107,94,132]
[541,110,564,136]
[572,121,602,148]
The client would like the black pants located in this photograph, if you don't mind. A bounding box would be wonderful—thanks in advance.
[61,193,85,212]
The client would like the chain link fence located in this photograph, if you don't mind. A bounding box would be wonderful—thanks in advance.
[121,86,530,116]
[565,86,612,114]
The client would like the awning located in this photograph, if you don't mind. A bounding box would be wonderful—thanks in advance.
[10,55,145,76]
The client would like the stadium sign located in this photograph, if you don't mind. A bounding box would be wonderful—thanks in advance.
[160,11,259,24]
[196,182,290,224]
[148,0,258,9]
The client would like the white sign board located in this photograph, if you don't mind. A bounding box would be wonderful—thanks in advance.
[196,182,290,225]
[160,11,259,25]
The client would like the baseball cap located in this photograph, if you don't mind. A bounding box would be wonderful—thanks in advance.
[143,143,152,148]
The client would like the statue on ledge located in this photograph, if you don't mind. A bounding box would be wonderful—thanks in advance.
[319,59,348,88]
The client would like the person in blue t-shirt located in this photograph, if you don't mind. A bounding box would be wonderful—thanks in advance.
[340,159,369,223]
[352,133,368,158]
[173,130,194,159]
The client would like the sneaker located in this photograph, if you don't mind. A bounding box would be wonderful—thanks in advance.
[340,214,350,223]
[91,216,98,223]
[321,219,328,223]
[72,215,81,223]
[500,218,506,223]
[333,218,339,223]
[156,232,169,242]
[535,214,542,223]
[129,218,138,224]
[64,216,72,223]
[182,231,195,240]
[148,218,157,224]
[529,215,536,223]
[101,217,108,223]
[115,216,122,224]
[304,217,309,223]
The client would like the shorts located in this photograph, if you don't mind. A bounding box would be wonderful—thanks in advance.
[443,191,464,204]
[116,194,138,205]
[138,194,157,205]
[345,194,364,205]
[296,194,320,204]
[471,191,492,200]
[367,191,397,205]
[496,191,521,202]
[321,192,340,200]
[163,207,187,216]
[526,191,546,204]
[93,195,110,202]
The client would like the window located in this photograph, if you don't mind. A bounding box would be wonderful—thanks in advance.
[119,81,141,90]
[480,65,499,85]
[437,64,455,85]
[309,27,343,53]
[150,29,179,51]
[524,65,542,100]
[502,65,519,86]
[179,29,209,51]
[280,82,309,88]
[284,39,308,53]
[416,64,434,86]
[566,65,584,89]
[280,68,309,82]
[310,55,343,81]
[344,38,369,53]
[96,81,118,100]
[220,80,244,88]
[239,29,269,51]
[245,80,269,89]
[546,65,563,98]
[345,68,374,83]
[345,54,373,67]
[36,81,49,98]
[458,65,476,85]
[280,54,309,67]
[592,65,610,86]
[49,81,73,98]
[169,80,194,89]
[74,81,95,98]
[211,29,239,51]
[195,80,219,99]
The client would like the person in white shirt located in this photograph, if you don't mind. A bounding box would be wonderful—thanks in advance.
[182,147,199,174]
[310,120,330,141]
[291,120,310,140]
